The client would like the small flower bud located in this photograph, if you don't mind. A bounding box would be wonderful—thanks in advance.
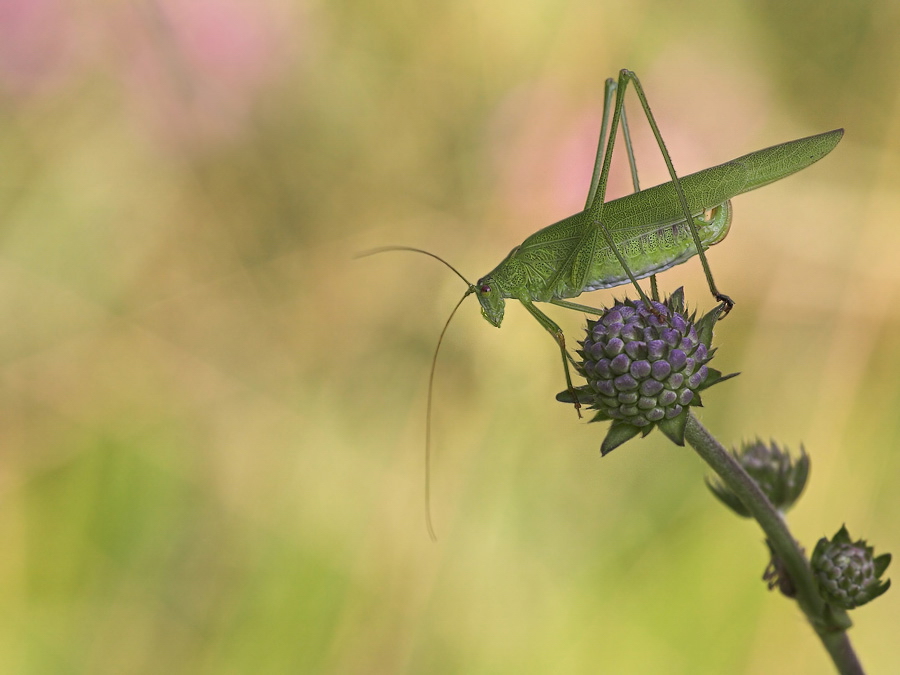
[557,289,734,454]
[811,525,891,610]
[706,440,810,517]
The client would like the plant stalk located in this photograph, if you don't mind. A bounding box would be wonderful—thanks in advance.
[685,413,863,675]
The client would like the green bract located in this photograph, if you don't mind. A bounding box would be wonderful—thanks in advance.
[557,289,734,454]
[707,440,810,516]
[811,525,891,610]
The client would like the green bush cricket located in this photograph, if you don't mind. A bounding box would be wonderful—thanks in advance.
[363,69,842,538]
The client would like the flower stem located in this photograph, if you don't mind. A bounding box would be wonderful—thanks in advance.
[684,413,863,675]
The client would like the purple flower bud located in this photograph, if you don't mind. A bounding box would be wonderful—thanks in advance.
[624,340,647,360]
[667,373,684,390]
[613,374,638,391]
[668,349,687,371]
[647,340,666,360]
[651,360,671,380]
[640,379,664,396]
[630,360,651,379]
[610,353,631,374]
[605,337,625,357]
[560,289,729,452]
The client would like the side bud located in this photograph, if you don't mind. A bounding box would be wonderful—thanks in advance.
[706,440,810,517]
[811,525,891,610]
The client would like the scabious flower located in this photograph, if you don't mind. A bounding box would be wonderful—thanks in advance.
[557,289,734,454]
[811,525,891,610]
[707,440,810,517]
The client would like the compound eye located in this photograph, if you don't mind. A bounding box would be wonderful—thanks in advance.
[480,285,491,294]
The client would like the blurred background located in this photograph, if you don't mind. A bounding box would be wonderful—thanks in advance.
[1,0,898,672]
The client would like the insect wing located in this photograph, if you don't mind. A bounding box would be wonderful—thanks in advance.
[600,128,843,232]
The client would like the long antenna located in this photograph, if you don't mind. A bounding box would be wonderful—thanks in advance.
[424,287,474,540]
[356,246,474,286]
[357,246,475,540]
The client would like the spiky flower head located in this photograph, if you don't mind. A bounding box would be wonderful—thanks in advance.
[811,525,891,610]
[557,289,734,455]
[707,440,810,517]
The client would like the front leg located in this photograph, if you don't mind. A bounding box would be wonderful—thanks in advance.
[519,298,582,418]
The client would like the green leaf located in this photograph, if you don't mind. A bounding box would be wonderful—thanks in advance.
[694,308,719,346]
[555,386,593,404]
[870,579,891,601]
[657,410,688,446]
[668,287,685,315]
[874,553,892,578]
[833,525,852,545]
[705,477,751,518]
[812,537,828,561]
[793,449,811,502]
[697,368,739,392]
[600,421,641,455]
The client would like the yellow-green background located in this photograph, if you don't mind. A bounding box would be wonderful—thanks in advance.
[2,0,898,673]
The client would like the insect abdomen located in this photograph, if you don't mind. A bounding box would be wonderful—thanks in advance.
[566,200,733,297]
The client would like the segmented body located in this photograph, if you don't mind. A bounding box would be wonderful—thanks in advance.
[480,129,843,304]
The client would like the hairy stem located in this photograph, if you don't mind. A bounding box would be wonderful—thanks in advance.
[685,413,863,675]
